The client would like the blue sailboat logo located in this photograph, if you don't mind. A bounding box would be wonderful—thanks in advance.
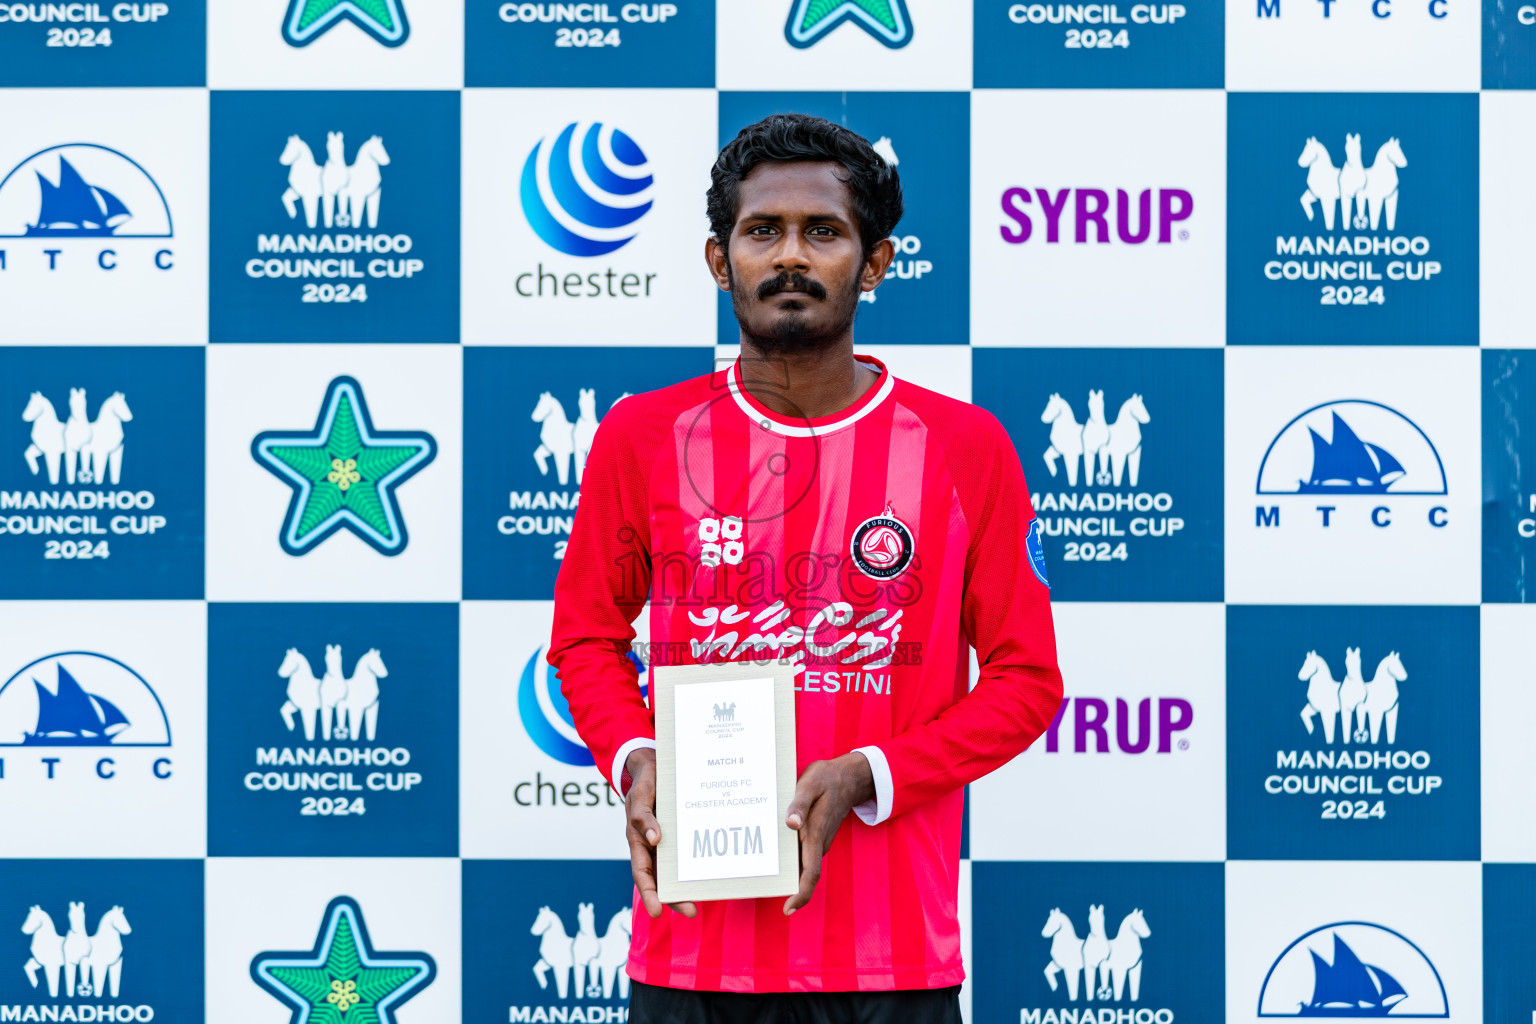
[1301,933,1407,1016]
[1256,400,1447,496]
[1299,411,1405,494]
[1258,922,1449,1017]
[0,653,171,747]
[25,663,130,745]
[27,155,132,236]
[0,145,173,239]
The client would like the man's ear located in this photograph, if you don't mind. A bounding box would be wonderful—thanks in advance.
[860,237,897,292]
[706,236,732,292]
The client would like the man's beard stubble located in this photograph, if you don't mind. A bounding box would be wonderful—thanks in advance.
[729,265,863,357]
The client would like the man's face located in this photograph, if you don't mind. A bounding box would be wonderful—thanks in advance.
[709,161,891,354]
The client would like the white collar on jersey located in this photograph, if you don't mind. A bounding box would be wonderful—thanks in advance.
[726,355,896,438]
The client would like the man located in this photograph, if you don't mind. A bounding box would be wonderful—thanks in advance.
[549,113,1063,1022]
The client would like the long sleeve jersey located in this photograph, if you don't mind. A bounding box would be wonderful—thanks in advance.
[548,355,1063,993]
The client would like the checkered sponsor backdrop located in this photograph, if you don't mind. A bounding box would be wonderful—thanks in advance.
[0,1,1530,1020]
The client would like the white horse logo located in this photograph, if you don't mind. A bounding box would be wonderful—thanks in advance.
[1041,905,1151,1003]
[22,903,130,999]
[1298,648,1407,745]
[277,645,387,742]
[532,389,631,487]
[22,389,132,486]
[1298,134,1407,231]
[281,131,390,230]
[531,903,633,1000]
[1041,390,1151,488]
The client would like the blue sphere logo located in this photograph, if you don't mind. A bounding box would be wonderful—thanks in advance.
[517,647,646,767]
[519,122,654,257]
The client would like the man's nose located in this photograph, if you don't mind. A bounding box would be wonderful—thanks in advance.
[774,231,811,271]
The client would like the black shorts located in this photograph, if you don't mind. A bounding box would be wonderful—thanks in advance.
[628,980,964,1024]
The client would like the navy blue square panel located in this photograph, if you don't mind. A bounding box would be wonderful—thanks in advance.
[210,90,460,344]
[1485,865,1536,1021]
[972,862,1223,1024]
[0,347,203,599]
[463,860,636,1022]
[716,92,969,346]
[974,0,1224,87]
[207,603,459,857]
[1484,0,1536,88]
[465,1,714,86]
[461,345,715,600]
[1226,605,1480,861]
[0,2,205,86]
[975,348,1223,602]
[0,860,202,1021]
[1227,93,1478,346]
[1483,349,1536,603]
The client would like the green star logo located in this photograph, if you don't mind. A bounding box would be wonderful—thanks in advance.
[283,0,409,47]
[785,0,913,48]
[252,376,436,557]
[251,897,435,1024]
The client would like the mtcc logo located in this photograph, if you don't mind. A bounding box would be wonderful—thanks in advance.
[1269,646,1436,819]
[252,896,435,1024]
[1035,390,1181,563]
[282,0,409,46]
[20,901,140,1015]
[252,376,437,557]
[529,902,632,1002]
[1256,0,1449,18]
[520,122,654,259]
[12,387,161,560]
[785,0,913,48]
[508,386,628,557]
[1268,132,1438,306]
[0,652,172,782]
[1255,400,1448,531]
[1034,905,1167,1024]
[0,144,173,272]
[248,644,419,815]
[1257,922,1447,1017]
[249,129,422,303]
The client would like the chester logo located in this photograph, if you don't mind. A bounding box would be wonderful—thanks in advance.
[251,896,435,1024]
[785,0,913,48]
[282,0,409,47]
[252,376,436,556]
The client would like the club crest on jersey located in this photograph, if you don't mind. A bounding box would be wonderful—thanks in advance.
[851,507,914,580]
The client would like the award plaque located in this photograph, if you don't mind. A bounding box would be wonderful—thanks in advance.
[653,661,799,903]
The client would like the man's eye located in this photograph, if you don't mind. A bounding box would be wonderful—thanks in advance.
[748,225,776,236]
[809,226,835,236]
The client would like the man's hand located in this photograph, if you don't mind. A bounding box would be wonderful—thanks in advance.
[624,747,697,920]
[783,752,876,915]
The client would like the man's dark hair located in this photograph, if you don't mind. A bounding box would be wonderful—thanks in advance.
[707,113,903,261]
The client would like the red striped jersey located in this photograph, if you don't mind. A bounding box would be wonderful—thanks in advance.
[550,355,1063,993]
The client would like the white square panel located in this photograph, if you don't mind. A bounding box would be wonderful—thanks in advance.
[970,603,1226,862]
[1225,0,1479,91]
[461,88,719,346]
[208,0,464,89]
[716,0,972,91]
[206,344,462,601]
[0,601,206,857]
[1480,91,1536,348]
[1481,604,1536,862]
[971,89,1226,347]
[1227,860,1480,1022]
[0,89,207,345]
[1225,346,1480,605]
[206,857,461,1024]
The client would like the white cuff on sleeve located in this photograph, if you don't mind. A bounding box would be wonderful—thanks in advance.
[610,737,657,798]
[851,745,894,826]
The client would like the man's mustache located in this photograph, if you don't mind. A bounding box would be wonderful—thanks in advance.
[756,272,828,302]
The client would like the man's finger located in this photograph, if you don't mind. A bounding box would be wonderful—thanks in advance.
[628,829,665,918]
[666,901,698,918]
[784,762,825,830]
[631,807,662,847]
[783,804,826,915]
